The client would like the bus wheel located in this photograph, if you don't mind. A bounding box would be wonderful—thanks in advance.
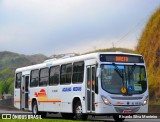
[32,101,38,115]
[113,115,125,122]
[74,101,88,120]
[61,113,74,119]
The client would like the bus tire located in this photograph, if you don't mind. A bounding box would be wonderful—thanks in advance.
[74,101,88,120]
[32,101,47,118]
[113,115,125,122]
[32,101,39,116]
[61,113,74,119]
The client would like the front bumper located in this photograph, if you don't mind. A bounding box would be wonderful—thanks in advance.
[96,103,148,114]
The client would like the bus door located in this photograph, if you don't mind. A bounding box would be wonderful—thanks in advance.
[86,65,96,113]
[21,75,29,110]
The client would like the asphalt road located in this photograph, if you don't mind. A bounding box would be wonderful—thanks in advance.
[0,109,160,122]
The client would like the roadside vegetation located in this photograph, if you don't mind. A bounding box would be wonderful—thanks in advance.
[0,68,14,97]
[136,8,160,100]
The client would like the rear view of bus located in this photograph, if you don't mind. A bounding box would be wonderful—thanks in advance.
[98,53,148,121]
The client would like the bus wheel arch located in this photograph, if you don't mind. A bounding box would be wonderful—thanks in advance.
[72,97,88,120]
[72,97,81,112]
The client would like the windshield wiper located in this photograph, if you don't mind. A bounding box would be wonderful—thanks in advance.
[112,64,137,96]
[112,63,125,86]
[129,64,136,76]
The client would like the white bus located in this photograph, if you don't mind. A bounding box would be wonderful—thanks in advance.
[14,52,148,121]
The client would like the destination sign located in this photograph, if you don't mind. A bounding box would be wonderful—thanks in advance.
[100,54,144,63]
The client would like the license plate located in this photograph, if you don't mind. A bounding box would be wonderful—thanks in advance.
[123,110,132,114]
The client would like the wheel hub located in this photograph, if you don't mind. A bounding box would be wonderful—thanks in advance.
[33,105,37,114]
[76,106,82,113]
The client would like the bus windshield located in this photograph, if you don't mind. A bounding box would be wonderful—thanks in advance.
[101,64,147,95]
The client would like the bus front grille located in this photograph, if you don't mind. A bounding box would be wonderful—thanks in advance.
[111,96,143,100]
[114,106,140,113]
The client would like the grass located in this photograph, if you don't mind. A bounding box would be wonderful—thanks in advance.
[149,100,160,105]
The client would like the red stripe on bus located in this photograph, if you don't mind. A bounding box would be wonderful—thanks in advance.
[15,99,61,103]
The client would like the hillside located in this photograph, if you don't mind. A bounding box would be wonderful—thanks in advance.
[49,48,134,58]
[136,8,160,99]
[0,51,48,95]
[86,47,134,54]
[0,51,48,70]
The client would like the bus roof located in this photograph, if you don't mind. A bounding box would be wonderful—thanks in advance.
[15,52,142,72]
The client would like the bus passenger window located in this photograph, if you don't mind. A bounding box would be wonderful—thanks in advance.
[40,68,49,86]
[72,61,84,83]
[30,69,39,87]
[49,66,60,85]
[15,72,22,88]
[60,64,72,84]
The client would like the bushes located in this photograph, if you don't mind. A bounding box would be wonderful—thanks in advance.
[0,68,14,95]
[136,7,160,100]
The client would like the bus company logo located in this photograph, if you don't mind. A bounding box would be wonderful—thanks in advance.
[62,87,71,92]
[34,89,47,97]
[62,87,82,92]
[73,87,81,91]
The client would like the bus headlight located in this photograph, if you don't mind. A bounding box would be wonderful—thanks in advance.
[143,100,147,105]
[143,96,148,105]
[101,95,111,105]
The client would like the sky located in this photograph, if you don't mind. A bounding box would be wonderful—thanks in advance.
[0,0,160,56]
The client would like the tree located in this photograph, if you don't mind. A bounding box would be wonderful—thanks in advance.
[1,80,9,94]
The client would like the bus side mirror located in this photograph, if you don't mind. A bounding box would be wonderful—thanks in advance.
[96,68,101,78]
